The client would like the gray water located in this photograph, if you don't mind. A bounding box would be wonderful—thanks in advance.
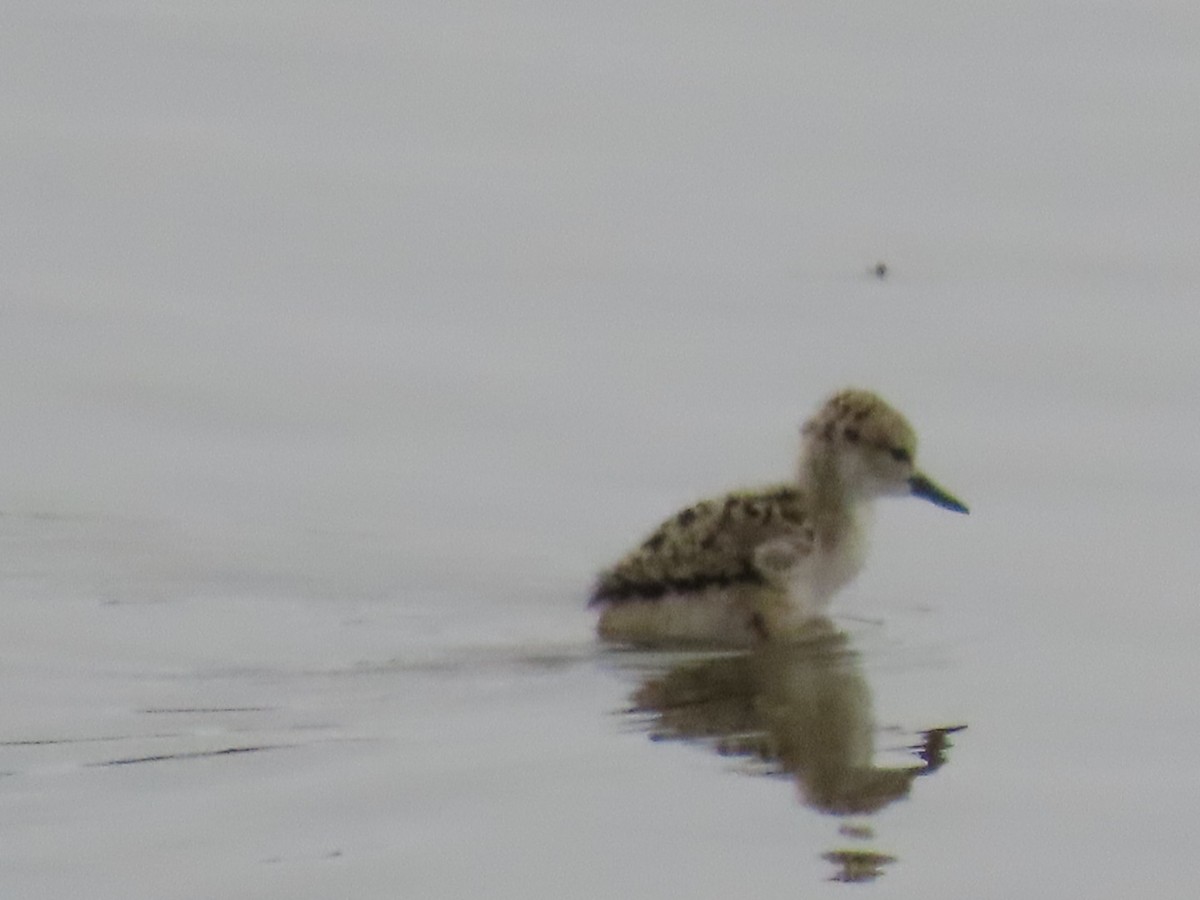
[4,2,1200,896]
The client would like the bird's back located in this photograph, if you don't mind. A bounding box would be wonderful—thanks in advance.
[590,484,810,605]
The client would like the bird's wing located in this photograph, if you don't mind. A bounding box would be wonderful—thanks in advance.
[590,485,813,604]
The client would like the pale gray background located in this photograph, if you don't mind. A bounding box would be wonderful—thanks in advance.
[3,2,1198,896]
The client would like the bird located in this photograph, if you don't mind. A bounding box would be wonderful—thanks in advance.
[589,389,968,645]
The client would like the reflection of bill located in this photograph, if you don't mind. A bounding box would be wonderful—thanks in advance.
[623,619,965,882]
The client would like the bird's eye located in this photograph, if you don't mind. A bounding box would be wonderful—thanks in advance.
[889,446,912,464]
[843,427,860,443]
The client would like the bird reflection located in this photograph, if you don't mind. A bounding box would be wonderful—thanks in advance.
[620,619,964,883]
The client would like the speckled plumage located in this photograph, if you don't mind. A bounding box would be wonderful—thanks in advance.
[590,388,968,645]
[591,486,813,602]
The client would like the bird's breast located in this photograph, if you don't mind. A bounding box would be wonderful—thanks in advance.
[810,518,870,602]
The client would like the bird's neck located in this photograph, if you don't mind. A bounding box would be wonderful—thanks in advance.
[798,447,860,548]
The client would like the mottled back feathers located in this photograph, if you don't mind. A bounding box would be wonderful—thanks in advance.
[590,485,812,604]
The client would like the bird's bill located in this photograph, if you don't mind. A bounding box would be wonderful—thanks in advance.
[908,473,969,514]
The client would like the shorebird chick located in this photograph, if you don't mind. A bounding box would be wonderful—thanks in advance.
[589,389,968,645]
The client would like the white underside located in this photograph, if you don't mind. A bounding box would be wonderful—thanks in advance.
[596,587,767,647]
[595,576,829,647]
